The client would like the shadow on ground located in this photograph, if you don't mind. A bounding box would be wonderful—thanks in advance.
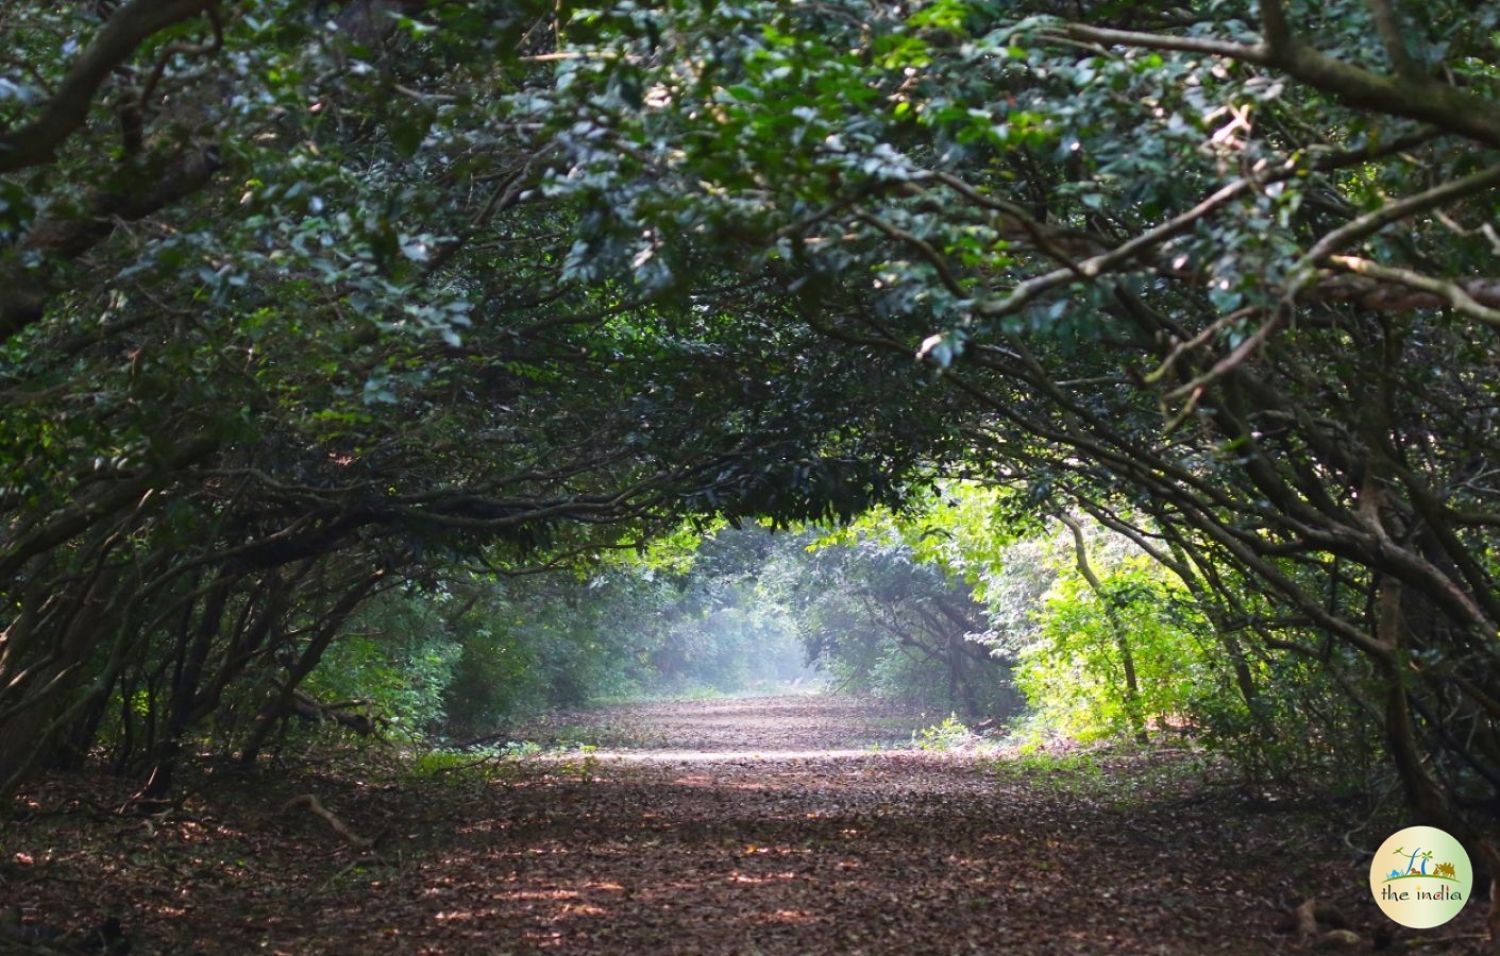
[6,696,1487,954]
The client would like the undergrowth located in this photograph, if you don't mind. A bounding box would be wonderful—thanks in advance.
[403,741,605,786]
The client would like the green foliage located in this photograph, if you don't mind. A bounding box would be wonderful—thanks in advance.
[988,746,1230,809]
[785,520,1020,717]
[403,742,547,787]
[912,714,980,752]
[1017,556,1214,742]
[305,605,460,738]
[991,521,1378,787]
[992,750,1107,797]
[429,531,820,738]
[442,628,549,735]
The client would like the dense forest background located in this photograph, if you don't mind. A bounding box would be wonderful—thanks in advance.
[4,0,1500,889]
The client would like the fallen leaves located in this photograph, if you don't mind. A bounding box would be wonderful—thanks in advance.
[4,696,1492,953]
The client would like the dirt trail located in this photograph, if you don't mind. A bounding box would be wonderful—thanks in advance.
[7,695,1475,954]
[510,694,923,753]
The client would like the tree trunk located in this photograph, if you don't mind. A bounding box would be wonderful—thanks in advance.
[238,570,384,766]
[1059,515,1149,745]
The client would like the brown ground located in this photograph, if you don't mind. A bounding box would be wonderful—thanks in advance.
[3,695,1489,954]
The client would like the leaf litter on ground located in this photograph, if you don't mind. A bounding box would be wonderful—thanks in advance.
[3,696,1489,953]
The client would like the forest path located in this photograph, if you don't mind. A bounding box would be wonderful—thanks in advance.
[507,692,923,754]
[295,696,1367,953]
[9,695,1432,953]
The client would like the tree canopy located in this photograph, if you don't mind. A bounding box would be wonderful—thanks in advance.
[3,0,1500,847]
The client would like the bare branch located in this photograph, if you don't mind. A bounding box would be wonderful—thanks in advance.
[1366,0,1417,77]
[1258,0,1295,59]
[1049,24,1269,64]
[281,794,376,849]
[976,176,1256,320]
[0,0,216,173]
[853,208,967,298]
[0,144,222,342]
[1323,256,1500,327]
[1301,164,1500,267]
[137,4,224,121]
[1050,21,1500,150]
[1164,308,1288,403]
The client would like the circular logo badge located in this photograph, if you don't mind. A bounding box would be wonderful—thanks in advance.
[1369,826,1473,928]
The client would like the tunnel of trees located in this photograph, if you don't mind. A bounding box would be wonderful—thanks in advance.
[3,0,1500,900]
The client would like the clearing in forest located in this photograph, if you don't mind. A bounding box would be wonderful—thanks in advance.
[4,695,1486,954]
